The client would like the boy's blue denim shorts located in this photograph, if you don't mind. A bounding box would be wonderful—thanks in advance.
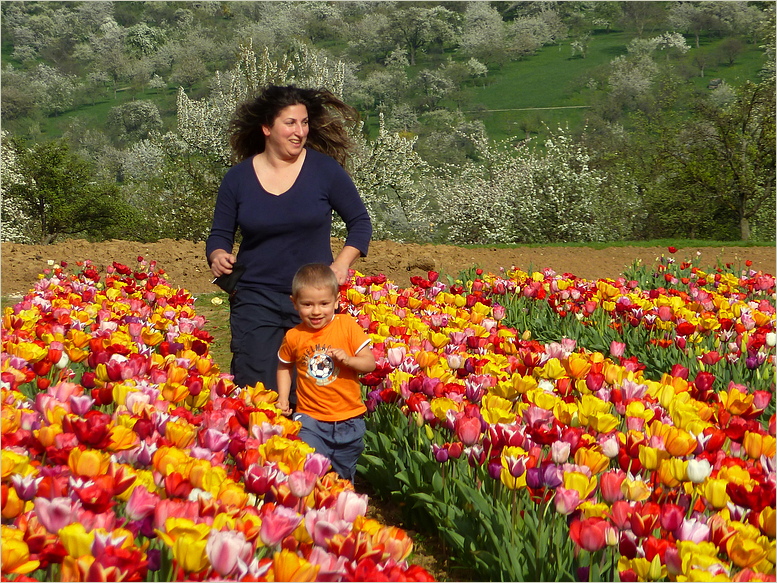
[293,412,365,482]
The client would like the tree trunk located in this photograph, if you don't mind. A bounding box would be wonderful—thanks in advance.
[740,214,751,241]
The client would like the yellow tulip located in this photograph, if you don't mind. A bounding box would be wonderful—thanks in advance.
[59,522,95,558]
[667,457,688,483]
[701,478,729,509]
[716,465,756,488]
[259,435,313,473]
[588,413,619,433]
[579,501,609,519]
[625,401,655,423]
[574,447,609,475]
[165,419,197,449]
[1,450,31,479]
[527,388,558,411]
[562,471,597,500]
[758,507,776,538]
[172,531,209,573]
[108,424,139,451]
[638,445,670,471]
[499,467,527,490]
[153,446,191,477]
[537,358,566,380]
[621,474,652,501]
[511,373,538,395]
[217,480,248,508]
[430,397,460,422]
[577,394,611,422]
[718,386,754,416]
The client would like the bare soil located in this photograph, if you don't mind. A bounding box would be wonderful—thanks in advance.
[2,239,775,298]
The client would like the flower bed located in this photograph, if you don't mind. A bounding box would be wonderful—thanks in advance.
[346,253,775,582]
[1,258,434,582]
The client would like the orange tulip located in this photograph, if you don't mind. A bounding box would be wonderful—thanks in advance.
[742,432,776,459]
[1,531,40,575]
[68,447,111,478]
[726,532,768,568]
[272,549,320,582]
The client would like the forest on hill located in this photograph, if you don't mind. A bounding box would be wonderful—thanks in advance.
[1,1,775,246]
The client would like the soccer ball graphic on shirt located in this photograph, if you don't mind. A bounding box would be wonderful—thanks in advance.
[305,348,339,385]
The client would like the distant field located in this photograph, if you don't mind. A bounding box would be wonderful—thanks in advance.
[465,30,766,141]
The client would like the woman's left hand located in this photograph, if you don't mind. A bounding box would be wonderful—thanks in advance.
[329,261,349,285]
[330,245,362,285]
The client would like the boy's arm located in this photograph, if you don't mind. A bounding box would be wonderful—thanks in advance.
[276,361,294,416]
[329,345,376,373]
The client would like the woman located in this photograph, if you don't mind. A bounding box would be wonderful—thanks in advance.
[206,85,372,400]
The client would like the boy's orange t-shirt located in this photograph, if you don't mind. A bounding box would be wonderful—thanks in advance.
[278,313,370,422]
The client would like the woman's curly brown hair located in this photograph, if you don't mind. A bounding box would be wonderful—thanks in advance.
[229,85,360,168]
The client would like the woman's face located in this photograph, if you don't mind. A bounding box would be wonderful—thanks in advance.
[262,103,309,159]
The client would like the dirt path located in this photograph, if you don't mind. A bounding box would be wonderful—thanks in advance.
[2,238,774,297]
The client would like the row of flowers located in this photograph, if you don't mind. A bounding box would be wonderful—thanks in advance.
[341,253,775,582]
[1,258,435,582]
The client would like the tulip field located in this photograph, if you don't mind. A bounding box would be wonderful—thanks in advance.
[1,250,775,582]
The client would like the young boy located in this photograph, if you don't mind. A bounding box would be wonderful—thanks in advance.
[276,263,376,482]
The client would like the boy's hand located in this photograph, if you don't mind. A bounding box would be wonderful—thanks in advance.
[277,398,292,416]
[328,348,350,368]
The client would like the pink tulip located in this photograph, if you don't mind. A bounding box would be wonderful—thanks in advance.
[551,441,571,464]
[334,490,368,522]
[199,428,231,452]
[609,341,626,358]
[387,346,406,367]
[259,505,302,547]
[34,496,80,533]
[288,470,318,498]
[307,547,348,582]
[153,498,200,530]
[78,509,117,531]
[69,394,95,416]
[125,485,159,521]
[206,530,253,577]
[657,306,673,321]
[599,470,626,503]
[304,453,332,477]
[676,517,710,543]
[305,508,350,547]
[554,487,581,515]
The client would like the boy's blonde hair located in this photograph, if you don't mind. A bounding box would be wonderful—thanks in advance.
[291,263,339,298]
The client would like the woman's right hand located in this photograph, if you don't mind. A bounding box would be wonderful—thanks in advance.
[209,250,237,278]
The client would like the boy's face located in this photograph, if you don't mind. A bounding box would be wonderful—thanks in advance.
[291,286,337,330]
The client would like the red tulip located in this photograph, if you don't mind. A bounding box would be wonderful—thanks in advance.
[569,517,616,552]
[644,535,671,562]
[631,502,661,538]
[660,503,685,532]
[454,414,481,446]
